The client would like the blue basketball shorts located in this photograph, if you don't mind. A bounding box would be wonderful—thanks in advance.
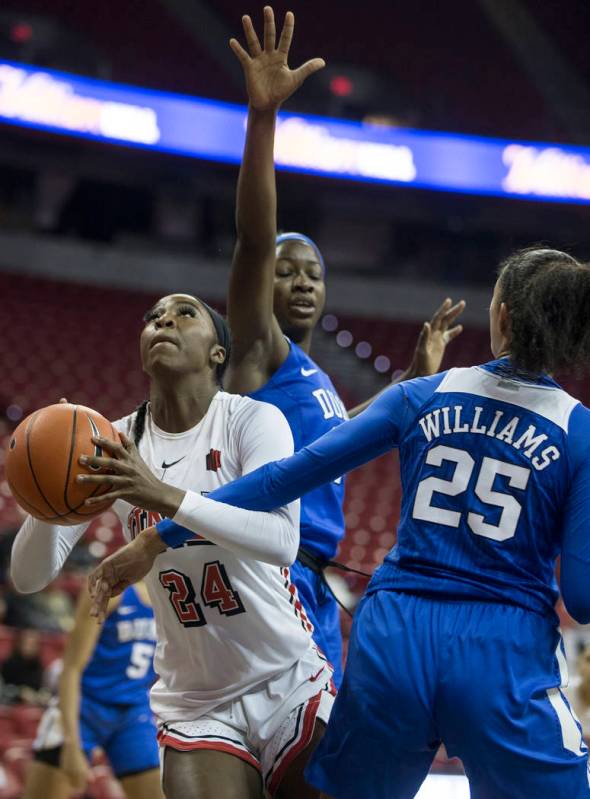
[306,591,590,799]
[79,694,160,777]
[34,694,159,778]
[291,558,343,688]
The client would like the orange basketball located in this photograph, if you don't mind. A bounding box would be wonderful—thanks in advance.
[5,403,119,525]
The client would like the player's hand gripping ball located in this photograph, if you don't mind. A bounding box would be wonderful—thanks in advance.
[5,403,119,524]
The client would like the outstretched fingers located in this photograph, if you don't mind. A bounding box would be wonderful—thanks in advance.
[229,37,250,67]
[241,14,262,57]
[441,299,466,329]
[277,10,295,55]
[263,5,276,51]
[445,324,464,342]
[429,298,452,329]
[293,57,327,85]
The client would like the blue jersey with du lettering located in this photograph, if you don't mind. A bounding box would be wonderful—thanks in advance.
[249,339,347,559]
[82,585,157,705]
[186,358,590,623]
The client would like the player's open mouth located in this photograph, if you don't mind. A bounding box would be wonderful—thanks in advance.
[289,300,315,312]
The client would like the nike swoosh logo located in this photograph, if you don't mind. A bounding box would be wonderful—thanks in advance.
[300,367,318,377]
[118,606,135,615]
[161,456,186,470]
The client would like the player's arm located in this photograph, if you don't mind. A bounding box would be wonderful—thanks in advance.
[87,386,411,619]
[558,423,590,624]
[87,401,302,619]
[348,298,465,418]
[153,383,409,556]
[225,8,325,393]
[10,516,90,593]
[59,589,120,791]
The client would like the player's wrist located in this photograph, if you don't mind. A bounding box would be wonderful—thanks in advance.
[153,484,186,519]
[248,104,279,122]
[139,526,167,558]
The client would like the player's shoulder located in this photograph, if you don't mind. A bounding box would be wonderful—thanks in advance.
[112,410,137,437]
[565,400,590,468]
[399,370,450,409]
[214,390,289,428]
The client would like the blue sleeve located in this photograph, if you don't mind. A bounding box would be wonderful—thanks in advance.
[157,383,410,548]
[559,405,590,624]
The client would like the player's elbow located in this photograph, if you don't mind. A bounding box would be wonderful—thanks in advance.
[267,518,299,567]
[563,594,590,625]
[10,561,47,594]
[561,580,590,624]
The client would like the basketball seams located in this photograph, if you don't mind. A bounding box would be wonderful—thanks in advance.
[63,408,113,519]
[63,405,78,514]
[25,410,62,517]
[9,482,58,521]
[8,403,118,525]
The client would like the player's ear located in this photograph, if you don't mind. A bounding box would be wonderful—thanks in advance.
[210,344,226,367]
[498,301,511,340]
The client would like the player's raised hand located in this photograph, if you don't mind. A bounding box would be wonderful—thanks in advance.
[230,6,325,111]
[409,298,466,377]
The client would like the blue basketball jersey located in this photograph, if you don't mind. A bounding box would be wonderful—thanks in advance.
[200,357,590,622]
[369,359,588,617]
[81,585,157,705]
[249,339,347,559]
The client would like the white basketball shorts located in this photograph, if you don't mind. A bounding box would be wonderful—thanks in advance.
[157,648,336,797]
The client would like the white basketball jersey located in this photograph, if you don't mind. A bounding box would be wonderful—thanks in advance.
[112,392,320,722]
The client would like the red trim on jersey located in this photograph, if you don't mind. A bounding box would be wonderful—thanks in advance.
[266,690,322,796]
[281,567,314,634]
[158,731,260,772]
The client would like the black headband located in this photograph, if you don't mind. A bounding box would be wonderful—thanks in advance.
[200,301,231,386]
[201,301,230,351]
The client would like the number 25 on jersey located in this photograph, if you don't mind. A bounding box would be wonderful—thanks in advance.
[412,445,530,542]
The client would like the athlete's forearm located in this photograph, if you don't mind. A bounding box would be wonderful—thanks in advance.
[228,108,279,350]
[235,107,277,251]
[10,516,88,593]
[161,491,300,564]
[158,384,407,549]
[58,666,82,745]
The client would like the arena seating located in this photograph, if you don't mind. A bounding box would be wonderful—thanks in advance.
[2,272,589,578]
[0,271,582,791]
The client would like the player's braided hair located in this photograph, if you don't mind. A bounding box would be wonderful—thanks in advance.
[498,247,590,377]
[133,302,231,446]
[133,400,149,446]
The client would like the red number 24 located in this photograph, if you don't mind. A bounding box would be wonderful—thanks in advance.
[159,561,245,628]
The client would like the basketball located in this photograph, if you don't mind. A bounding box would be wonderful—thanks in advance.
[5,403,119,525]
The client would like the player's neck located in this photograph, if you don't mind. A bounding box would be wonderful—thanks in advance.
[291,328,314,355]
[149,380,218,433]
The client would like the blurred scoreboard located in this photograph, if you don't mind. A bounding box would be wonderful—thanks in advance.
[0,60,589,204]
